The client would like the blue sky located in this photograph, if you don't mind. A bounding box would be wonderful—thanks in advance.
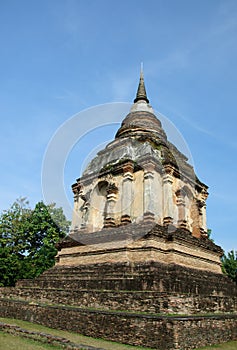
[0,0,237,253]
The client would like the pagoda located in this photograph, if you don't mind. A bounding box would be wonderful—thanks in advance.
[57,70,221,274]
[1,71,236,350]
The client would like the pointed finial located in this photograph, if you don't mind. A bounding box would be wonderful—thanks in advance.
[134,64,149,104]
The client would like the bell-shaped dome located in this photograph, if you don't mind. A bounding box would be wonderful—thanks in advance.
[115,71,167,144]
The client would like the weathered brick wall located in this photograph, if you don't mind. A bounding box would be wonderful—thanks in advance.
[1,287,236,315]
[1,260,237,349]
[16,261,237,295]
[5,261,235,317]
[172,317,237,349]
[57,224,223,273]
[0,299,236,350]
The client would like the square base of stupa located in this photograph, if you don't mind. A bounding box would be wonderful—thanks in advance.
[56,223,223,274]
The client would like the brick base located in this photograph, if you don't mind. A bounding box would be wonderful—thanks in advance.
[0,299,236,350]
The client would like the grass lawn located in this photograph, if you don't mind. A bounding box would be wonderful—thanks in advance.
[0,332,62,350]
[0,317,236,350]
[0,317,151,350]
[196,342,237,350]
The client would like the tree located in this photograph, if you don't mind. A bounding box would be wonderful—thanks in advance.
[0,198,70,286]
[23,201,70,278]
[0,198,31,286]
[221,250,237,283]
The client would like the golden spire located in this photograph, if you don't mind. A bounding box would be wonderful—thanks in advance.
[134,64,149,104]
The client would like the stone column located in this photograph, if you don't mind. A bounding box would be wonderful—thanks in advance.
[143,162,155,222]
[163,168,174,225]
[121,162,134,225]
[104,183,118,228]
[176,190,187,229]
[80,190,90,230]
[71,184,81,231]
[199,200,207,236]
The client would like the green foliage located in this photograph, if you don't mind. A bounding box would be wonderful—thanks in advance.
[207,228,214,242]
[0,198,70,286]
[221,250,237,282]
[207,229,212,238]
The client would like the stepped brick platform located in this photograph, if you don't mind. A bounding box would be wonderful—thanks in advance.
[0,299,237,350]
[1,226,237,349]
[1,258,237,349]
[1,261,237,314]
[55,224,223,274]
[15,261,237,297]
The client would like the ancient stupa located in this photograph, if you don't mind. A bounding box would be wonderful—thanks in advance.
[57,70,221,274]
[0,71,236,350]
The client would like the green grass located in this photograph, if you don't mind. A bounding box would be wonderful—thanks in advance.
[196,342,237,349]
[0,317,151,350]
[0,332,62,350]
[0,317,237,350]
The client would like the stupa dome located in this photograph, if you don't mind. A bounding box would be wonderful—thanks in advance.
[115,71,167,144]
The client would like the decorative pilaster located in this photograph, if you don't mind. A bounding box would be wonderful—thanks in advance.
[163,169,174,226]
[71,184,81,230]
[121,162,134,225]
[104,183,118,228]
[143,162,155,223]
[198,200,207,237]
[202,203,207,231]
[176,190,187,229]
[80,190,90,229]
